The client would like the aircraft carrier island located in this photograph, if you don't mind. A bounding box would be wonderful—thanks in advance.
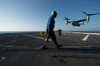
[0,32,100,66]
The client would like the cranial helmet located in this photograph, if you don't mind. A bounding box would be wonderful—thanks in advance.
[51,11,57,17]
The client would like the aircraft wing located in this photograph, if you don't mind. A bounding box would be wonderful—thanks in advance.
[75,19,87,22]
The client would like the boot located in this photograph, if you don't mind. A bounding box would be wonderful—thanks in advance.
[57,44,63,49]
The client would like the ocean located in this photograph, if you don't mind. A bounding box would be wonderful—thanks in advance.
[0,31,38,34]
[0,31,100,34]
[69,31,100,33]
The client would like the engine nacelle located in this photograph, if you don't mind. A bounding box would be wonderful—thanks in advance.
[86,15,90,23]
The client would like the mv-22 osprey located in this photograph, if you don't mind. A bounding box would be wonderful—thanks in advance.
[64,12,100,27]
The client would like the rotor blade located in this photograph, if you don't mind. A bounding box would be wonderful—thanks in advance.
[87,13,100,16]
[83,12,87,15]
[65,17,70,20]
[93,13,100,15]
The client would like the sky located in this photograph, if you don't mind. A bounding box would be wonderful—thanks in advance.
[0,0,100,31]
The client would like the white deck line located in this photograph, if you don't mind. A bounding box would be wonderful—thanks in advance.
[23,34,52,41]
[67,32,100,35]
[82,34,89,41]
[23,34,44,39]
[81,33,100,35]
[0,57,6,62]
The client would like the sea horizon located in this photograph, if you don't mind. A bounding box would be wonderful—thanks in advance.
[0,31,40,34]
[67,31,100,33]
[0,31,100,34]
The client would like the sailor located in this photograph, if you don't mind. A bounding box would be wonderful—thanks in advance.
[42,11,62,49]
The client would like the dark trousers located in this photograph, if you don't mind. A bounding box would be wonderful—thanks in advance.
[45,29,59,47]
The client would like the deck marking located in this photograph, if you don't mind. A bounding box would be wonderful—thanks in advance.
[1,45,100,51]
[23,34,52,41]
[61,46,92,48]
[81,33,100,35]
[0,57,6,62]
[23,34,44,39]
[82,34,89,41]
[52,54,100,59]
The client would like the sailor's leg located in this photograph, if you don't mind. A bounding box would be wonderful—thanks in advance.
[51,31,59,46]
[51,31,62,49]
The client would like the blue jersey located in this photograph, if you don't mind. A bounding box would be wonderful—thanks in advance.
[47,16,55,32]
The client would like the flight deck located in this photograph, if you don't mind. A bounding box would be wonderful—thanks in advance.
[0,32,100,66]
